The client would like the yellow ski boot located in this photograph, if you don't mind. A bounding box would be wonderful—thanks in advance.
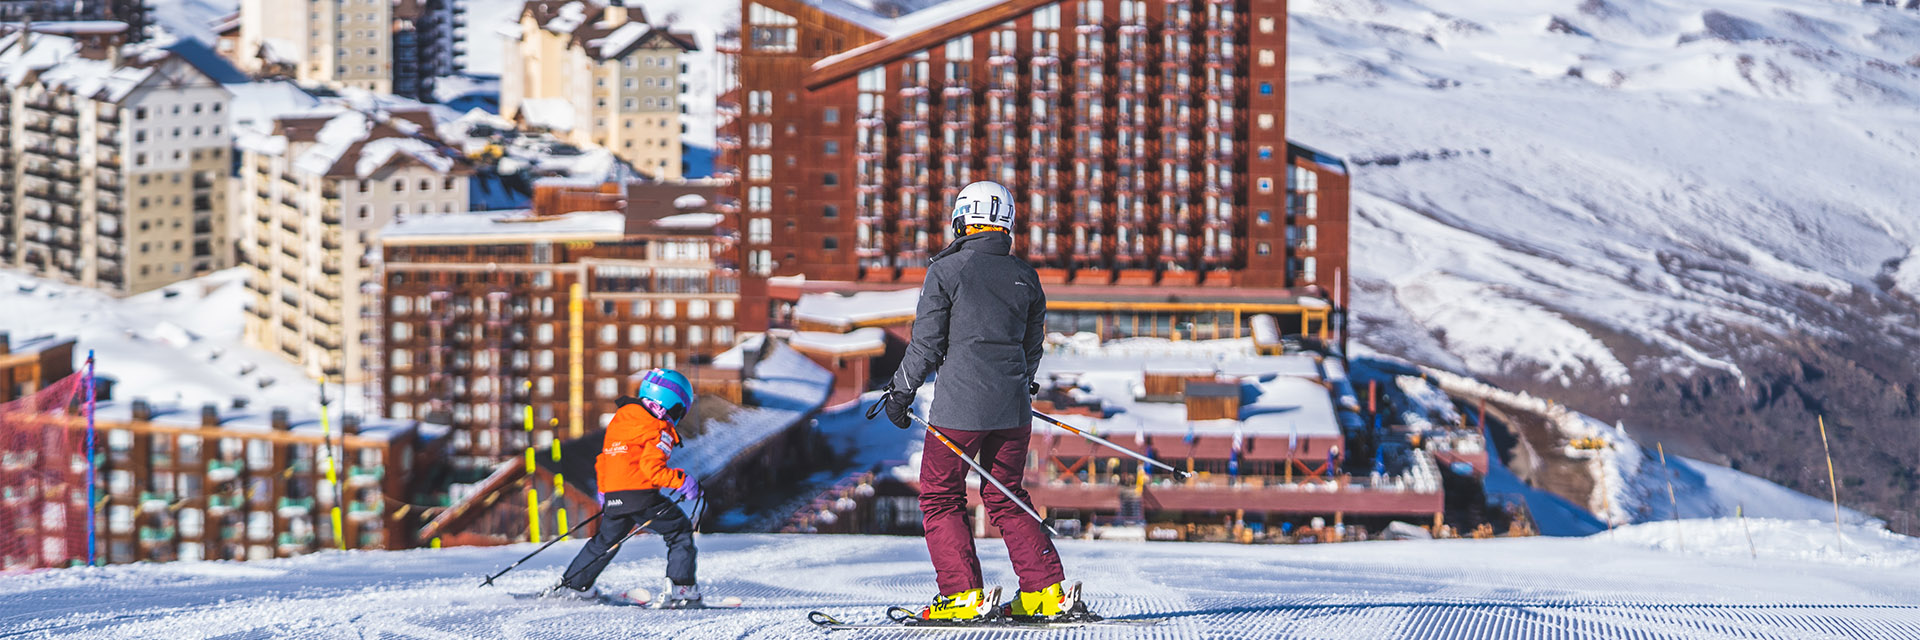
[1007,582,1090,621]
[919,588,992,621]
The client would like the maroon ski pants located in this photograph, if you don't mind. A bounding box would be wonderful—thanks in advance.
[919,424,1065,595]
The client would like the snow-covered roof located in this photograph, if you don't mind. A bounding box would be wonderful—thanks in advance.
[89,400,448,444]
[381,210,628,242]
[652,212,723,230]
[590,21,651,58]
[259,37,304,65]
[518,97,574,132]
[430,74,500,104]
[793,288,920,329]
[1034,351,1343,439]
[788,328,887,355]
[801,0,1001,40]
[22,21,129,35]
[672,340,833,479]
[355,137,454,178]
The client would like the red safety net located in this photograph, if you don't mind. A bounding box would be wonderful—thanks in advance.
[0,372,89,571]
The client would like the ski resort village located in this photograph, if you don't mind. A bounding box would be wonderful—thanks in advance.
[3,0,1920,637]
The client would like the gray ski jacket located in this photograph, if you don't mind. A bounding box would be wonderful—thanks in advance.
[890,231,1046,431]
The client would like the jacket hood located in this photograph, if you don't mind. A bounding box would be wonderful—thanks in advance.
[933,230,1012,262]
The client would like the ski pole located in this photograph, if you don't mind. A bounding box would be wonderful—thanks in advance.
[907,412,1060,537]
[480,509,604,587]
[1031,409,1191,478]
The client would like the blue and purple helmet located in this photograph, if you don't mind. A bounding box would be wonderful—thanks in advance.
[635,368,694,425]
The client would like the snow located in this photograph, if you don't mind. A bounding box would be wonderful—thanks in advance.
[652,212,723,230]
[382,211,629,240]
[1034,352,1346,439]
[354,137,455,178]
[516,97,575,132]
[292,111,372,176]
[787,328,887,355]
[430,74,501,104]
[223,81,323,134]
[3,520,1918,638]
[1426,368,1877,529]
[672,194,708,210]
[0,269,325,414]
[592,22,653,58]
[1290,0,1920,388]
[791,288,919,329]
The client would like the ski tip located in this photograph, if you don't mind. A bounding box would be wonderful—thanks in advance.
[807,611,843,627]
[717,595,745,608]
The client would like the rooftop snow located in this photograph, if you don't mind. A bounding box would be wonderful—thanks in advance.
[1034,352,1343,439]
[591,21,651,58]
[788,328,887,355]
[381,210,627,241]
[354,137,454,178]
[518,97,575,132]
[87,400,445,444]
[653,212,723,230]
[544,1,589,34]
[792,288,919,328]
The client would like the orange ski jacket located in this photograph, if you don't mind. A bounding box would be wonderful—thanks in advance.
[597,401,689,493]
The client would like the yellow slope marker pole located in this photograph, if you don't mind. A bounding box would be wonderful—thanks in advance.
[568,282,585,439]
[554,427,569,540]
[525,381,542,544]
[1657,442,1681,554]
[321,389,345,551]
[1818,416,1844,553]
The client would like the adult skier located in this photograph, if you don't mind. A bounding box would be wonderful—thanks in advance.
[881,180,1080,622]
[545,368,706,608]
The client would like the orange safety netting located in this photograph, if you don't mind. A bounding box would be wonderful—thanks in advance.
[0,371,89,571]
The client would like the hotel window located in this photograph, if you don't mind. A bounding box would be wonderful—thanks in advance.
[749,218,772,244]
[1259,50,1275,67]
[660,301,676,319]
[688,301,709,319]
[1257,114,1274,130]
[631,325,648,344]
[748,154,771,181]
[599,352,617,371]
[597,378,618,398]
[718,300,735,320]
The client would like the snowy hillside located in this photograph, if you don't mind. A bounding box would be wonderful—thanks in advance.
[1287,0,1920,524]
[3,521,1918,638]
[0,269,325,413]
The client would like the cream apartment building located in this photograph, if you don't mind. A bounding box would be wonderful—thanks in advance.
[238,106,470,383]
[0,32,233,295]
[500,0,694,178]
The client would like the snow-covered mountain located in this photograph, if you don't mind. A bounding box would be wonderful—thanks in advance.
[2,522,1916,638]
[1287,0,1920,527]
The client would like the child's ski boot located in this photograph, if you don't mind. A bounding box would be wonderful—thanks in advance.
[1005,581,1098,622]
[659,583,704,609]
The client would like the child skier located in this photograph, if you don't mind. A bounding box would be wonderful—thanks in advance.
[546,368,706,608]
[881,180,1083,622]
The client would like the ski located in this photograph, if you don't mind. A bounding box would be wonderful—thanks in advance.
[806,610,1165,631]
[511,591,745,609]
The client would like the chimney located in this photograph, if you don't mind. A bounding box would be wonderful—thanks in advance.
[131,398,151,422]
[270,407,291,431]
[741,339,764,381]
[340,414,361,435]
[201,403,220,427]
[0,331,10,355]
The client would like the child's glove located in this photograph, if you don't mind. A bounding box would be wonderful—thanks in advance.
[670,474,702,505]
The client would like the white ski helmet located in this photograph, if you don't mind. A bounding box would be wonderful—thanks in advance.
[950,181,1016,234]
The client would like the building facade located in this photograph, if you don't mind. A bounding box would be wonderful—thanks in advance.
[0,33,234,295]
[60,399,437,565]
[376,187,740,472]
[500,0,696,179]
[237,107,471,384]
[724,0,1350,343]
[237,0,462,97]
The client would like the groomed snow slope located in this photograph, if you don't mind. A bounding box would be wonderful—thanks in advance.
[1288,0,1920,384]
[3,521,1918,639]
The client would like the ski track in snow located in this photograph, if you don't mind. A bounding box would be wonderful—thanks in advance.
[3,527,1919,639]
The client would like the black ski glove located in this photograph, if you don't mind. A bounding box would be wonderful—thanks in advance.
[881,386,915,430]
[1030,382,1041,396]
